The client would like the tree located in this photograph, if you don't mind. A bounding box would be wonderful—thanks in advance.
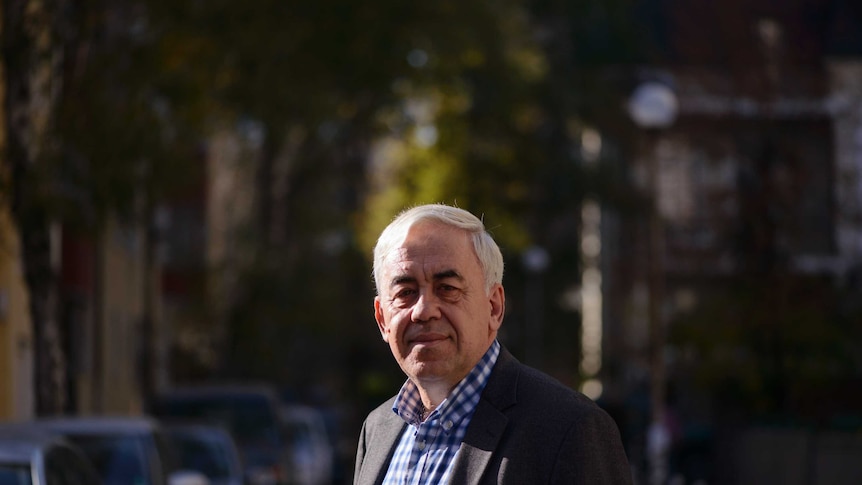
[2,0,214,413]
[3,0,70,415]
[193,0,575,393]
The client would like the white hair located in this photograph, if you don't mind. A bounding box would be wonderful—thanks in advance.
[373,204,504,295]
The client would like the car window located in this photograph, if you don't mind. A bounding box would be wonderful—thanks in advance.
[154,394,281,447]
[170,432,231,480]
[65,435,149,485]
[0,465,32,485]
[152,430,180,477]
[45,446,102,485]
[282,419,313,449]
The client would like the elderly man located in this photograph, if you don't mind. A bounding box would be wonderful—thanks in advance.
[355,203,632,485]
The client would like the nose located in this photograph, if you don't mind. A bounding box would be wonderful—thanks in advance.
[411,290,441,323]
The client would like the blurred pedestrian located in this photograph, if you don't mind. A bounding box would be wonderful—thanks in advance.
[354,203,632,484]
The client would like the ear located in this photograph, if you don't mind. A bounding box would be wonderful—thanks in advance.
[489,284,505,332]
[374,297,389,342]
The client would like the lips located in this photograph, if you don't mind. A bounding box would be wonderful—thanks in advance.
[408,332,449,345]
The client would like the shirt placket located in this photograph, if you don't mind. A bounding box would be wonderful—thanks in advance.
[406,420,441,485]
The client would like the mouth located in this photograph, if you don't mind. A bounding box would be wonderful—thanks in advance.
[408,333,449,347]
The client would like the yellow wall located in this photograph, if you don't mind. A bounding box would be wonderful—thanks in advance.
[97,218,145,414]
[0,203,34,420]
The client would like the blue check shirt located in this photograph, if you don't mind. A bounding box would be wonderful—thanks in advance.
[382,340,501,485]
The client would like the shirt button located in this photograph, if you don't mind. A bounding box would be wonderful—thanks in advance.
[443,420,454,430]
[418,440,426,451]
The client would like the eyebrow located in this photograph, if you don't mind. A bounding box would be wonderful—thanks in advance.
[388,269,463,288]
[390,275,416,287]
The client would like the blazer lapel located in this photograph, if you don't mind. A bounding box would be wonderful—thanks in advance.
[359,413,407,485]
[447,348,520,485]
[448,399,507,485]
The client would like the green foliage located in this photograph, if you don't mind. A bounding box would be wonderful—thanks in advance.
[40,0,217,230]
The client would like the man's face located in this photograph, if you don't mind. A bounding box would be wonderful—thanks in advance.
[374,221,505,389]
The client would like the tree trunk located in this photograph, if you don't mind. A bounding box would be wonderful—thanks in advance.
[3,0,68,415]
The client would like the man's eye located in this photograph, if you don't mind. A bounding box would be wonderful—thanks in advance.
[438,285,460,297]
[394,289,417,299]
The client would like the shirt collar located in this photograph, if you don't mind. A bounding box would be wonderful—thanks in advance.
[392,339,501,427]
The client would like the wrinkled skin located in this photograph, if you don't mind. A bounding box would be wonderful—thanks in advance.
[374,221,505,408]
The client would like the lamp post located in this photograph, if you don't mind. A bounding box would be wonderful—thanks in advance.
[522,245,549,368]
[627,81,678,485]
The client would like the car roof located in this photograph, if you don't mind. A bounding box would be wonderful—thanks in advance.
[279,404,328,422]
[165,422,233,438]
[30,416,162,435]
[0,439,39,464]
[0,426,74,464]
[280,404,321,416]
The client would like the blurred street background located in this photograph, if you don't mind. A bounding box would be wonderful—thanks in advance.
[2,0,862,484]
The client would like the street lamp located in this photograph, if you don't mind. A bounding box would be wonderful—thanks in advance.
[627,80,678,485]
[628,82,678,129]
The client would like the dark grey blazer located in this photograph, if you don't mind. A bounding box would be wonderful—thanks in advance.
[354,347,633,485]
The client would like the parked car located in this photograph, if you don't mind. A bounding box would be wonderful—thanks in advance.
[0,425,102,485]
[149,385,293,485]
[164,423,244,485]
[278,406,334,485]
[29,416,209,485]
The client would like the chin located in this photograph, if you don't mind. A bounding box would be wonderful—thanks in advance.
[406,360,451,379]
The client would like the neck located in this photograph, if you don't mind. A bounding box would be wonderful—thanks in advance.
[419,402,436,421]
[415,383,450,415]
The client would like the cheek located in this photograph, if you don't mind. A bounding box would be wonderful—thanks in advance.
[389,326,411,358]
[384,312,408,340]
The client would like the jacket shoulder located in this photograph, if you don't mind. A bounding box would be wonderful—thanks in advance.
[491,351,592,402]
[362,396,399,431]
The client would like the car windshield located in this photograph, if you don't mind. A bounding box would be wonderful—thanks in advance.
[66,434,150,485]
[155,395,280,447]
[0,465,32,485]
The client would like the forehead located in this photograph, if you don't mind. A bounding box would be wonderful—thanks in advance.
[382,221,478,273]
